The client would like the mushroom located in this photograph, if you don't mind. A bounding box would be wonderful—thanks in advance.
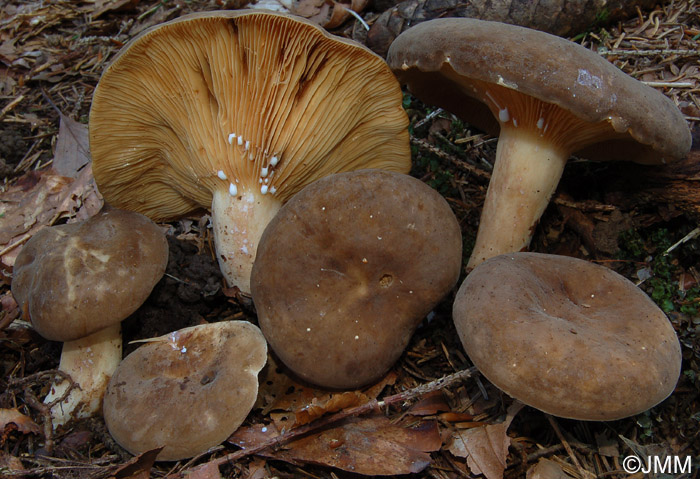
[452,252,682,420]
[386,18,691,268]
[11,208,168,427]
[90,10,410,295]
[251,169,462,389]
[103,321,267,461]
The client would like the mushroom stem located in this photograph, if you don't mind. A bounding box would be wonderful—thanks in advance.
[211,189,283,294]
[467,125,569,268]
[44,324,122,429]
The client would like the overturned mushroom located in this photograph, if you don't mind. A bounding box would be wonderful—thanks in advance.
[452,252,682,420]
[90,10,410,295]
[11,208,168,427]
[251,170,462,389]
[387,18,691,268]
[103,321,267,461]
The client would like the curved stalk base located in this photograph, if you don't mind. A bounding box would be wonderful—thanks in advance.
[44,324,122,429]
[211,189,283,295]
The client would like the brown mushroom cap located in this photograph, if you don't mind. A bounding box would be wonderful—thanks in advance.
[90,10,410,293]
[452,252,682,421]
[11,208,168,342]
[387,18,690,164]
[387,18,691,268]
[103,321,267,461]
[251,169,462,389]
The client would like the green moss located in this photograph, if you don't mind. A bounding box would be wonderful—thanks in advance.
[617,227,699,315]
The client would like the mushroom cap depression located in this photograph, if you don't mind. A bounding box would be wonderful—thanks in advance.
[103,321,267,461]
[452,252,682,421]
[387,18,690,164]
[11,209,168,342]
[251,170,462,389]
[90,10,409,217]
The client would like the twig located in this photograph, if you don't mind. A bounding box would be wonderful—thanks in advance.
[546,415,591,479]
[0,232,33,258]
[0,95,25,120]
[664,226,700,255]
[410,136,491,180]
[170,367,478,478]
[599,48,700,57]
[414,108,445,129]
[341,6,369,31]
[507,443,567,468]
[22,387,55,453]
[0,455,121,477]
[9,369,80,453]
[642,81,696,88]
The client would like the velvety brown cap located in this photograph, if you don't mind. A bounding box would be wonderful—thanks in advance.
[90,10,410,221]
[11,209,168,342]
[103,321,267,461]
[387,18,691,164]
[251,169,462,389]
[453,252,682,420]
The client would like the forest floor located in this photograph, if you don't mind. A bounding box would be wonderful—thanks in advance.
[0,0,699,478]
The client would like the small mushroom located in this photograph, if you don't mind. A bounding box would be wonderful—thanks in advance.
[11,208,168,427]
[251,170,462,389]
[103,321,267,461]
[452,252,682,420]
[90,10,410,295]
[387,18,691,268]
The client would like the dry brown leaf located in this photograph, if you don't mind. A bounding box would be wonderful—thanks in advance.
[595,432,620,458]
[53,113,90,178]
[0,170,69,243]
[0,164,103,269]
[256,354,395,428]
[243,458,268,479]
[289,0,368,28]
[449,422,510,479]
[1,290,19,325]
[0,408,41,436]
[108,447,162,479]
[526,458,572,479]
[294,391,367,426]
[448,402,524,479]
[231,415,441,475]
[182,461,223,479]
[406,390,451,416]
[90,0,140,18]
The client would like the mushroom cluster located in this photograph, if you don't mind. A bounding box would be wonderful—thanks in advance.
[452,252,682,420]
[386,18,691,268]
[11,208,168,427]
[384,18,687,421]
[90,10,410,295]
[251,170,462,389]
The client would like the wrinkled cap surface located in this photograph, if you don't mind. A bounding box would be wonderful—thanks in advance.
[90,10,410,221]
[453,252,682,420]
[103,321,267,461]
[387,18,691,164]
[11,209,168,342]
[251,169,462,389]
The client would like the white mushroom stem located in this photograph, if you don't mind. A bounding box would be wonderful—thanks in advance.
[44,324,122,429]
[467,124,569,269]
[211,188,283,294]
